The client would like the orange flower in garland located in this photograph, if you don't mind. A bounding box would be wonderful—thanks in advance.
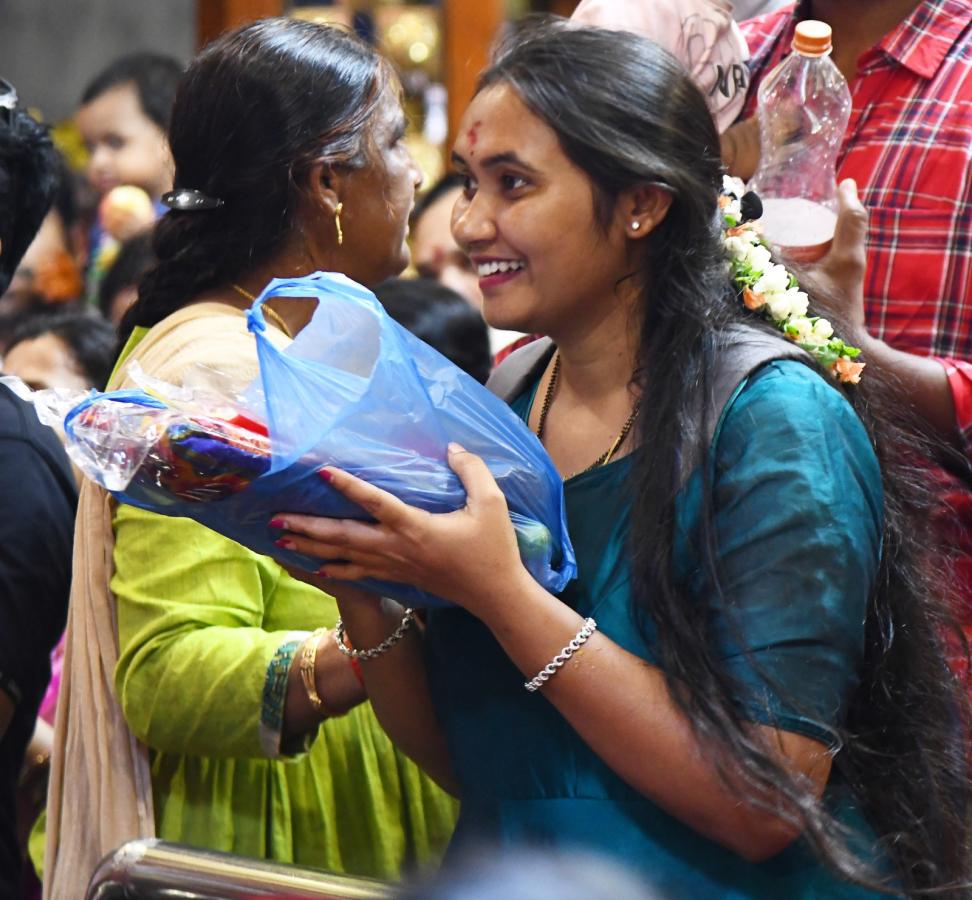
[722,175,864,385]
[742,287,765,310]
[834,356,866,385]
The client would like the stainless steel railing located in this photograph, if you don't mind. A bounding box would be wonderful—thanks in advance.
[84,839,397,900]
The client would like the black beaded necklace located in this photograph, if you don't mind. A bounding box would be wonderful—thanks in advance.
[535,352,641,480]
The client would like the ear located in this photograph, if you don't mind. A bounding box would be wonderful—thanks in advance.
[301,159,347,217]
[617,183,673,240]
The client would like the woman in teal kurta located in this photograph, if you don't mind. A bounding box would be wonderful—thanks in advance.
[425,362,885,897]
[273,21,971,900]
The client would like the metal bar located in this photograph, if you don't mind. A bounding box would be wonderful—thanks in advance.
[85,840,397,900]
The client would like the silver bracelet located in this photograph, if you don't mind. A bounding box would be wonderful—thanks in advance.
[334,608,415,661]
[524,617,598,693]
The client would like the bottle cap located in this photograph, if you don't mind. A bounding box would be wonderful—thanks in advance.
[792,20,833,57]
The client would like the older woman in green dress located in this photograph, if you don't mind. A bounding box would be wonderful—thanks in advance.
[41,19,456,897]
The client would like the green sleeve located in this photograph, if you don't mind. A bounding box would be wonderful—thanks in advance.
[112,503,313,759]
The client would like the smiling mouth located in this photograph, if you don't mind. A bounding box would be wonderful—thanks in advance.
[476,259,525,277]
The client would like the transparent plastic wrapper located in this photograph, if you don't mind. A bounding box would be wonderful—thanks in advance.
[28,272,576,608]
[747,20,852,262]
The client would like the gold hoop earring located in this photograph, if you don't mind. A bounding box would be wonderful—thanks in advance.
[334,202,344,247]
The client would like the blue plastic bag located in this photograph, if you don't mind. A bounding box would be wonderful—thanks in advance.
[65,272,576,607]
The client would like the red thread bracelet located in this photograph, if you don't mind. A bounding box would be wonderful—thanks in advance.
[344,636,366,687]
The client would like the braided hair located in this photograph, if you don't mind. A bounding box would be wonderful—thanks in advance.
[120,18,389,344]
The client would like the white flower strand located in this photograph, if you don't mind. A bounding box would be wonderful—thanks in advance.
[721,176,864,384]
[524,618,598,693]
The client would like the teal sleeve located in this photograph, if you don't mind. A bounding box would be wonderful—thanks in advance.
[677,361,884,745]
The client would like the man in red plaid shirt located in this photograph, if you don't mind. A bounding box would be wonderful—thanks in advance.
[739,0,972,668]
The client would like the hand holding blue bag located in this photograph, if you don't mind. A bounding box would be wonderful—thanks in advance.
[59,272,576,607]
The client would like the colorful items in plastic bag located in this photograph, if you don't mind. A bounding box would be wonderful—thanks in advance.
[29,272,576,608]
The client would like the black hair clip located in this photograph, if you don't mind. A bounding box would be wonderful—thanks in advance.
[161,189,224,211]
[739,190,763,224]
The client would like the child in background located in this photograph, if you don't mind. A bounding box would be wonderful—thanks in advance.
[3,309,116,900]
[74,53,182,302]
[4,309,117,393]
[76,52,181,204]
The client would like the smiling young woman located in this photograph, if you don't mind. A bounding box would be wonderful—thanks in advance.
[273,18,972,899]
[448,80,665,478]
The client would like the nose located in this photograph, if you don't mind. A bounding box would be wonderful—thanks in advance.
[451,190,496,252]
[88,144,112,177]
[407,149,423,192]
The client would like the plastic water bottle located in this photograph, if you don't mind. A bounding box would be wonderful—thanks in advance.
[748,20,852,263]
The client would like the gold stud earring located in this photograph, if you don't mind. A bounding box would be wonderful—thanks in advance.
[334,202,344,246]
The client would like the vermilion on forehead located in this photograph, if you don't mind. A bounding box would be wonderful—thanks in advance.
[466,121,481,155]
[454,85,558,165]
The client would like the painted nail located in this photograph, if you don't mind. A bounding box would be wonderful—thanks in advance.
[319,468,334,483]
[274,538,294,550]
[268,517,287,530]
[316,567,329,578]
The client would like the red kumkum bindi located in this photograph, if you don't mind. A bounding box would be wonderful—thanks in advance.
[467,121,481,155]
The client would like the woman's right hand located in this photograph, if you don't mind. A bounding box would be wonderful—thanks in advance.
[316,578,384,614]
[271,445,532,622]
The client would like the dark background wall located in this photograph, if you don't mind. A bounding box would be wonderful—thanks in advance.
[0,0,195,123]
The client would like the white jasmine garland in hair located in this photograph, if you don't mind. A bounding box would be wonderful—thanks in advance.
[720,175,865,385]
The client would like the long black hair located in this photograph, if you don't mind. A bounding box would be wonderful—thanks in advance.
[0,105,60,295]
[119,18,390,344]
[481,18,971,896]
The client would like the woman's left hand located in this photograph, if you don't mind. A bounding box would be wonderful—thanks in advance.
[272,443,530,615]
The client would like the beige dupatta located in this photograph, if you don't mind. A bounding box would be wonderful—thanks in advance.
[43,303,283,899]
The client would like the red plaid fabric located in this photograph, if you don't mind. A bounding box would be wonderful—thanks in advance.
[742,0,972,362]
[742,0,972,655]
[743,0,972,362]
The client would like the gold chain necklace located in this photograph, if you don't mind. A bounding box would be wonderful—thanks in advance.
[535,353,641,480]
[230,283,293,338]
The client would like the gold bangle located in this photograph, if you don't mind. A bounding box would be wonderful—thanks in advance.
[299,628,329,714]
